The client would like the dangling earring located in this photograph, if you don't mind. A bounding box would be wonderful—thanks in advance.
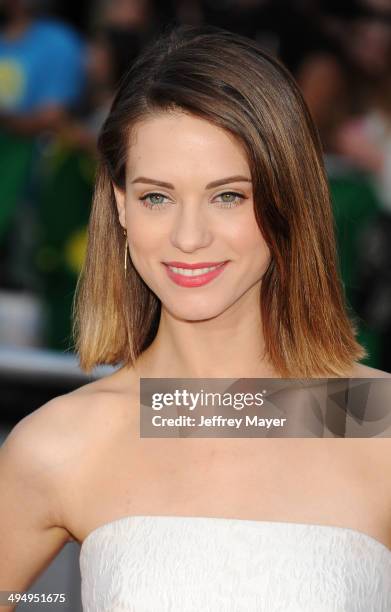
[123,228,128,277]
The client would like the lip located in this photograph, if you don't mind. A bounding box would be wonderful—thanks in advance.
[162,261,230,287]
[163,261,228,269]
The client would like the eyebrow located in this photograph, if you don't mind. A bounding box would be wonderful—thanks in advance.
[130,175,252,189]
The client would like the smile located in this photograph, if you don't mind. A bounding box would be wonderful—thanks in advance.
[168,264,222,276]
[163,261,229,287]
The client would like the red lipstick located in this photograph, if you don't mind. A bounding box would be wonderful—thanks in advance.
[164,261,227,269]
[162,260,230,287]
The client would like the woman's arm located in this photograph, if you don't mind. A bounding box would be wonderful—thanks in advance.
[0,401,74,611]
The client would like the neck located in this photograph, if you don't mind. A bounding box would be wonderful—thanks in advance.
[135,286,278,379]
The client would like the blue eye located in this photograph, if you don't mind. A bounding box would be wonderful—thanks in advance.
[138,191,245,210]
[139,192,169,209]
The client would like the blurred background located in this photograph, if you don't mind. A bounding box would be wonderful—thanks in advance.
[0,0,390,608]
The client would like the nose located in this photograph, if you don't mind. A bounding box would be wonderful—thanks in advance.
[169,200,213,253]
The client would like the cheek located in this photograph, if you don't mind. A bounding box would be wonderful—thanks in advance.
[231,220,270,262]
[127,228,150,267]
[127,214,162,256]
[250,238,271,276]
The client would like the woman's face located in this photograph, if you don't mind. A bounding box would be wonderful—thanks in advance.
[114,111,271,321]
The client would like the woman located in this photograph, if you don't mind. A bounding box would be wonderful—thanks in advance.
[1,24,391,612]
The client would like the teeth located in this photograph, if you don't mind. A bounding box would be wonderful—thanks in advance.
[168,264,222,276]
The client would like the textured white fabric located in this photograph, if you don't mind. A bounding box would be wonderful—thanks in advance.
[79,515,391,611]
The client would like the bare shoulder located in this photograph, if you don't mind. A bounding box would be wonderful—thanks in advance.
[0,367,139,595]
[349,362,391,378]
[1,366,138,537]
[67,364,140,435]
[7,364,137,453]
[348,363,391,454]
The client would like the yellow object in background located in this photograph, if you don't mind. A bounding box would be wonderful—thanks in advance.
[0,60,25,108]
[64,227,88,275]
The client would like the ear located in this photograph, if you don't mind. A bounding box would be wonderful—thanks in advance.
[113,183,127,230]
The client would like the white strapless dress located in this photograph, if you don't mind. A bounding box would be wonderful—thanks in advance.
[79,515,391,611]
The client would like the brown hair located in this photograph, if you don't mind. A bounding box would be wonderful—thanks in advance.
[72,23,367,376]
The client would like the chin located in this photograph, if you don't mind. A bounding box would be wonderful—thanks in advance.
[164,300,227,322]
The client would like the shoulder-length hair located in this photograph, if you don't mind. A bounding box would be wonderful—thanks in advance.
[72,24,366,377]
